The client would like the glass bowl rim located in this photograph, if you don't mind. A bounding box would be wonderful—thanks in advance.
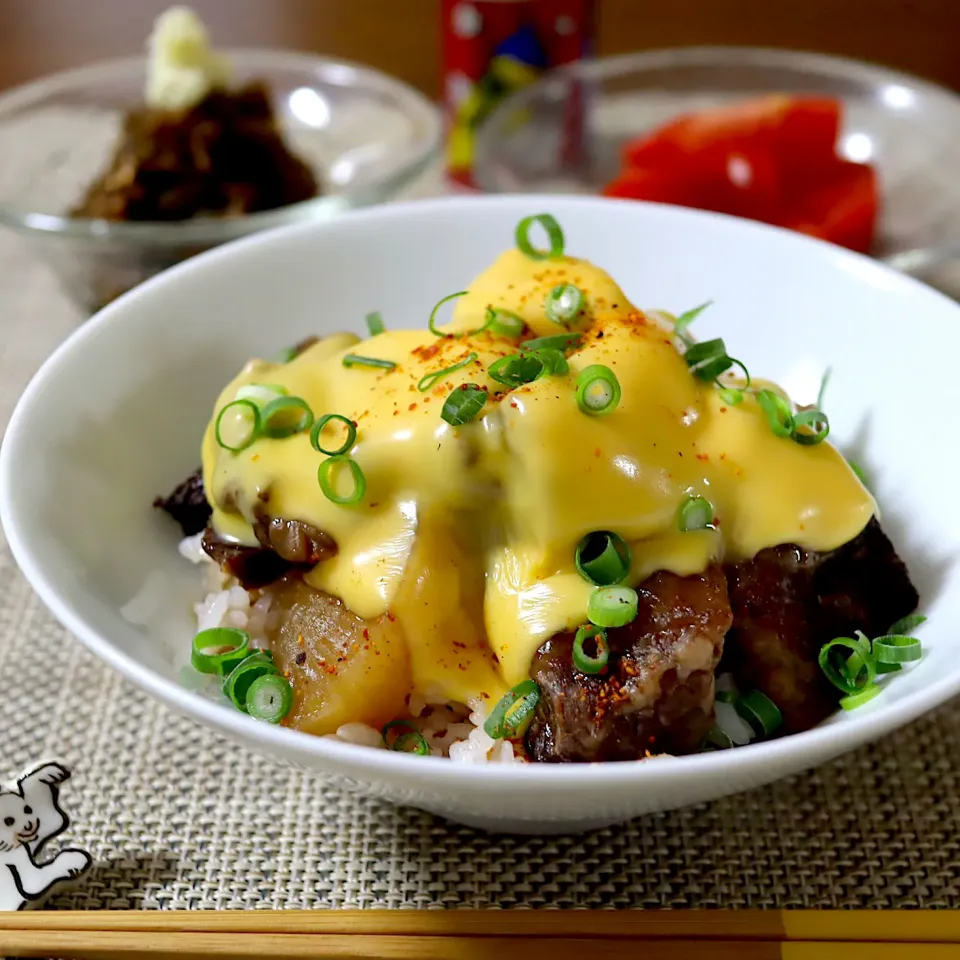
[474,44,960,192]
[0,48,442,247]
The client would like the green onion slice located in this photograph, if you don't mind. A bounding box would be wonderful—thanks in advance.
[572,624,610,675]
[587,585,639,628]
[236,383,287,405]
[318,455,366,505]
[718,387,745,406]
[678,495,715,532]
[756,389,794,438]
[222,652,279,713]
[428,290,469,337]
[366,311,385,336]
[488,353,544,388]
[872,634,923,664]
[529,347,569,376]
[484,680,541,739]
[734,690,783,736]
[215,399,261,452]
[417,352,479,392]
[791,409,830,446]
[840,685,883,710]
[817,366,832,411]
[515,213,565,260]
[575,531,632,586]
[245,673,293,724]
[849,459,869,488]
[545,283,584,326]
[673,301,712,344]
[381,719,430,755]
[310,413,357,456]
[485,307,525,337]
[715,689,738,703]
[575,364,621,416]
[888,613,926,635]
[441,383,488,426]
[818,636,875,695]
[259,396,314,439]
[343,354,397,370]
[520,333,582,354]
[703,726,734,750]
[685,338,734,381]
[272,346,297,364]
[191,627,250,676]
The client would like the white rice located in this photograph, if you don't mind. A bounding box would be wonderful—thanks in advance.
[179,534,522,762]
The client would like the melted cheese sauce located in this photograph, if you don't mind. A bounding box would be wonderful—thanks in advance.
[201,248,874,705]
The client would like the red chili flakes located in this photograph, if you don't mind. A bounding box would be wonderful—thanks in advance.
[719,453,727,461]
[369,501,379,508]
[696,453,709,462]
[424,396,431,403]
[719,407,728,413]
[594,447,602,458]
[408,402,418,411]
[392,409,400,416]
[412,342,443,361]
[386,612,396,622]
[362,628,370,641]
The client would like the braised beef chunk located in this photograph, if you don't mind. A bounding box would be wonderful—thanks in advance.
[252,513,338,565]
[723,518,919,734]
[153,468,211,536]
[526,566,732,763]
[201,527,296,589]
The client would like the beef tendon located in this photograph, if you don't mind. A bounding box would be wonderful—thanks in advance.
[723,518,919,734]
[526,565,732,762]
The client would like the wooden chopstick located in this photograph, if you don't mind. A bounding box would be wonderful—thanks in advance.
[3,911,960,960]
[2,909,960,942]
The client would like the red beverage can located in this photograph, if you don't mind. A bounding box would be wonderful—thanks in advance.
[441,0,597,188]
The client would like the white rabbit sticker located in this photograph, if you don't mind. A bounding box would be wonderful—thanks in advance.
[0,761,91,910]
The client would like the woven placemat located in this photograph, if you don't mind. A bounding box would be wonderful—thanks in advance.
[2,175,960,912]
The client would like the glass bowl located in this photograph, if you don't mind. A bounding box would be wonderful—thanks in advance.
[0,50,441,314]
[474,47,960,297]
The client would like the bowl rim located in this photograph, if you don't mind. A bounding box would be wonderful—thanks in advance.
[4,192,960,791]
[474,44,960,193]
[0,48,442,247]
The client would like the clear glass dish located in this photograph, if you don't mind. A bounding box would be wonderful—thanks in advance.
[0,50,441,314]
[474,47,960,297]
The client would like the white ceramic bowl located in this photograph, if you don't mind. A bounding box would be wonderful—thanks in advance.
[2,196,958,835]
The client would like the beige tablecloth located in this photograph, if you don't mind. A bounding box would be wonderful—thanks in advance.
[2,172,960,911]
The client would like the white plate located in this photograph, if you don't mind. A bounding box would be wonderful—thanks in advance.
[2,195,958,834]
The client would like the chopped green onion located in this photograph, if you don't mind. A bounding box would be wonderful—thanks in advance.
[849,459,869,487]
[575,531,632,586]
[818,635,875,695]
[889,613,926,635]
[245,673,293,724]
[259,396,314,439]
[545,284,584,326]
[755,389,794,438]
[515,213,564,260]
[441,383,488,426]
[678,495,715,532]
[734,690,783,736]
[366,311,385,336]
[792,409,830,445]
[318,455,366,505]
[520,333,582,354]
[488,353,544,388]
[310,414,357,456]
[485,307,525,337]
[236,383,287,405]
[428,290,469,337]
[817,366,832,411]
[673,301,712,344]
[703,726,734,749]
[381,720,430,755]
[572,624,610,675]
[343,354,397,370]
[587,585,639,628]
[222,652,279,713]
[718,387,745,406]
[417,352,479,392]
[575,364,621,416]
[529,347,569,376]
[272,346,297,364]
[191,627,250,676]
[684,338,734,381]
[484,680,541,739]
[215,399,261,452]
[840,685,883,710]
[873,635,923,664]
[715,689,738,703]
